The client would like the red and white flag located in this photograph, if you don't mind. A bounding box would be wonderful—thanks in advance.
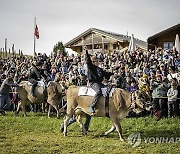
[34,25,39,39]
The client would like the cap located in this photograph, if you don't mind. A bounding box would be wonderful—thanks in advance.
[142,74,147,78]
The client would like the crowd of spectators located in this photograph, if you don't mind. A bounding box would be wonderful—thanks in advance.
[0,46,180,118]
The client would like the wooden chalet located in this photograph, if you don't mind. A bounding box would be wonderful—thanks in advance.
[65,28,147,55]
[148,24,180,51]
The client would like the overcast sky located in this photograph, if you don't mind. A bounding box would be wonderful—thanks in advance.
[0,0,179,55]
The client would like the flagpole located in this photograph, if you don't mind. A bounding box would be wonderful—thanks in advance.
[34,17,36,56]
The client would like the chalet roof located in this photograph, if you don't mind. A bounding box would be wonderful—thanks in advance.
[148,23,180,41]
[65,28,146,47]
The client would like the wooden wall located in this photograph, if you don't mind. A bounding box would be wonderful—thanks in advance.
[148,27,180,50]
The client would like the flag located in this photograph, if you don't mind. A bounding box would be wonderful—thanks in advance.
[34,25,39,39]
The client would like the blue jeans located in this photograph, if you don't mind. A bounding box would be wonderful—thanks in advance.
[168,101,179,118]
[0,94,11,111]
[61,114,91,131]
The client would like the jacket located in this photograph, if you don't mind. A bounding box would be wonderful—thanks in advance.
[150,80,169,98]
[0,78,16,95]
[28,67,46,81]
[85,50,113,83]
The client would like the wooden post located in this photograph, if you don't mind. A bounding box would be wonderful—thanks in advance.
[34,17,36,56]
[81,37,84,54]
[2,48,4,58]
[0,48,2,57]
[92,33,94,54]
[5,38,7,57]
[12,44,15,57]
[102,36,104,53]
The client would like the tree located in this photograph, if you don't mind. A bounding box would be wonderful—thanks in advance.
[53,41,67,56]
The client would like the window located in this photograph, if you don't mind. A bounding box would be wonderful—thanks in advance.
[163,42,173,50]
[104,44,108,50]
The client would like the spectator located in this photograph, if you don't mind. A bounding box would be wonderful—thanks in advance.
[0,73,17,114]
[167,66,178,81]
[150,74,169,118]
[127,79,138,93]
[167,78,178,118]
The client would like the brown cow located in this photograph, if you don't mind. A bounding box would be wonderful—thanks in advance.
[47,81,63,118]
[63,86,151,141]
[16,81,63,118]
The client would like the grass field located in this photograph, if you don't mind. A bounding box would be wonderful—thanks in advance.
[0,112,180,154]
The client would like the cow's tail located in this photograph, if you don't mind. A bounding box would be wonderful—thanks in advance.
[113,89,122,112]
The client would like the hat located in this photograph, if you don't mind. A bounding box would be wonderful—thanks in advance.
[150,70,156,74]
[142,74,147,78]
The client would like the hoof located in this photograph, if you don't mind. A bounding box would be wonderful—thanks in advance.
[63,132,67,136]
[120,138,124,142]
[60,124,64,133]
[99,133,106,137]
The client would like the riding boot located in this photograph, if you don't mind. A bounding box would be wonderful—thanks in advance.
[89,103,96,113]
[83,114,91,131]
[30,82,37,97]
[89,92,101,113]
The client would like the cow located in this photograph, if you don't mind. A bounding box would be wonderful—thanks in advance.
[63,85,152,141]
[47,81,64,118]
[16,81,63,118]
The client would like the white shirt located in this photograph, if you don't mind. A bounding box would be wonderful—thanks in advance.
[167,88,178,102]
[167,73,178,81]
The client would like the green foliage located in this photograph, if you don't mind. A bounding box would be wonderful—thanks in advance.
[0,113,180,154]
[53,41,67,56]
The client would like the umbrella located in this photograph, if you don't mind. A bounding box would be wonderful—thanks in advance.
[175,34,180,53]
[128,34,135,53]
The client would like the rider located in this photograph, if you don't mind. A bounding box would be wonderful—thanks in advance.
[85,49,113,113]
[28,61,46,97]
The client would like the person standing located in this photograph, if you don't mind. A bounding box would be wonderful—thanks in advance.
[150,74,169,118]
[0,73,17,114]
[167,78,178,118]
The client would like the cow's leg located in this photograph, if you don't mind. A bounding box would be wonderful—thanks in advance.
[21,102,27,117]
[48,104,52,118]
[51,103,60,119]
[63,109,74,136]
[15,101,22,115]
[76,115,87,135]
[41,103,44,113]
[16,100,27,117]
[104,124,116,136]
[112,117,124,141]
[49,103,59,118]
